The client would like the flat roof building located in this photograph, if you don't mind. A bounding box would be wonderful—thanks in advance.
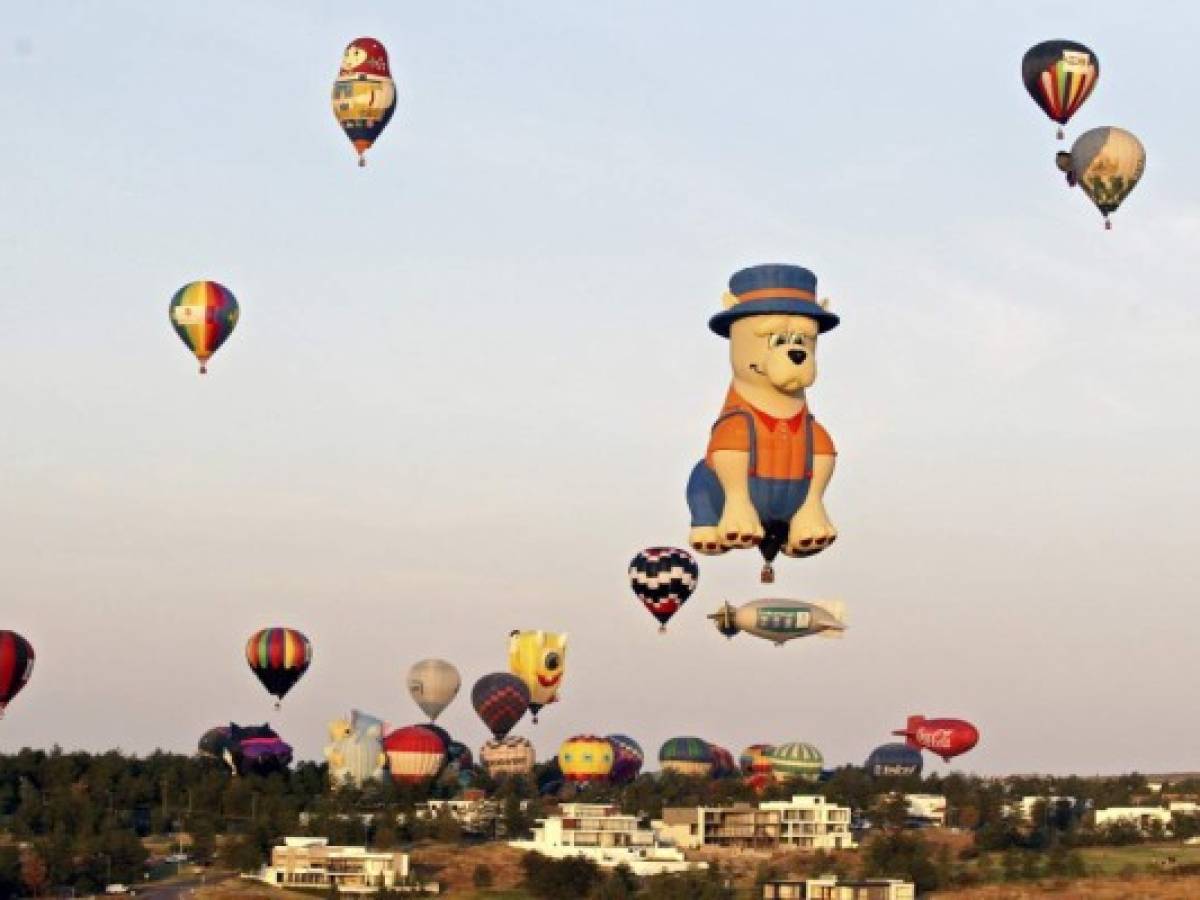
[662,796,854,851]
[762,875,915,899]
[259,837,432,895]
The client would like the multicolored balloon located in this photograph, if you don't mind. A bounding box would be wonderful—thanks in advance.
[629,548,699,632]
[169,281,239,374]
[739,744,775,775]
[508,631,567,722]
[407,659,461,722]
[331,37,397,167]
[471,672,530,740]
[658,736,713,777]
[480,735,536,779]
[1022,40,1099,139]
[0,631,34,718]
[1060,126,1146,229]
[245,628,312,709]
[606,734,644,785]
[766,742,823,781]
[383,725,446,783]
[558,735,614,784]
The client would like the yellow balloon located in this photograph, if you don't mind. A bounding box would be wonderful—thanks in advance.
[507,630,567,721]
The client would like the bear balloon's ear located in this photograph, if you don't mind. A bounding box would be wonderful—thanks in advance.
[721,291,739,310]
[819,297,832,310]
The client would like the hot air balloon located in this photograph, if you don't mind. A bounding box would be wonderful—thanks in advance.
[686,265,841,583]
[508,631,567,722]
[331,37,397,167]
[245,628,312,709]
[865,743,923,778]
[558,735,614,784]
[766,742,823,782]
[739,744,775,775]
[407,659,461,722]
[0,631,34,718]
[658,737,714,777]
[169,281,239,374]
[710,745,737,779]
[383,725,446,783]
[233,723,294,776]
[480,735,536,778]
[606,734,644,785]
[325,712,387,786]
[471,672,530,740]
[1060,126,1146,229]
[629,548,699,632]
[709,599,846,646]
[893,715,979,763]
[198,726,236,774]
[1022,40,1100,139]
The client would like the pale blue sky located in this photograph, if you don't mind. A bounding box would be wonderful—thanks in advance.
[2,2,1198,775]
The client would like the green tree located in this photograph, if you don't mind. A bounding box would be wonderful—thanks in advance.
[189,815,217,864]
[520,852,602,899]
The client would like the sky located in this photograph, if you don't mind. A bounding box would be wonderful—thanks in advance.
[1,1,1198,777]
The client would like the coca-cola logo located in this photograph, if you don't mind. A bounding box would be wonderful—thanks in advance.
[917,727,956,749]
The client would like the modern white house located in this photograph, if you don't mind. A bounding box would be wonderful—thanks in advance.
[661,796,855,851]
[903,794,947,827]
[761,874,915,899]
[1093,806,1172,832]
[1007,795,1077,823]
[256,837,435,894]
[510,803,705,876]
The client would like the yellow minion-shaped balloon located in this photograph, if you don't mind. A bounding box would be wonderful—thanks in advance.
[508,630,567,722]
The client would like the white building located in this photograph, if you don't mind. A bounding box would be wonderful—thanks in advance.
[1169,801,1200,815]
[904,794,946,827]
[510,803,705,876]
[762,875,915,900]
[416,798,503,834]
[1008,795,1077,823]
[661,796,854,851]
[760,796,856,850]
[258,837,435,894]
[1094,806,1172,833]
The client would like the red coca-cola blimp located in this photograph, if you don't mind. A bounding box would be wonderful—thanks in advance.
[893,715,979,763]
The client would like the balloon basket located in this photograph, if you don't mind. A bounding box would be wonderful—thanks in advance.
[1056,127,1064,141]
[658,625,667,635]
[1104,218,1112,231]
[274,701,281,711]
[760,564,775,584]
[358,156,366,168]
[199,365,207,375]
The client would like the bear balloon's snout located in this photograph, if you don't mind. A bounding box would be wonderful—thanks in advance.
[787,349,808,366]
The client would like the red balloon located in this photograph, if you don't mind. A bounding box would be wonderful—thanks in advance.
[0,631,35,717]
[893,715,979,763]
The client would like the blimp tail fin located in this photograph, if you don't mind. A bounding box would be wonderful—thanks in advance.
[811,599,847,637]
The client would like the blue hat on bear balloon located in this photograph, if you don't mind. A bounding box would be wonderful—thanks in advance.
[708,263,840,338]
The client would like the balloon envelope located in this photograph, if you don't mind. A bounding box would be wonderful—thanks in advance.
[471,672,530,740]
[629,548,699,630]
[658,736,713,777]
[508,631,567,719]
[408,659,461,721]
[1068,126,1146,223]
[606,734,644,785]
[0,631,34,716]
[331,37,397,166]
[246,628,312,704]
[767,742,823,781]
[865,743,924,778]
[383,725,446,783]
[169,281,239,374]
[1021,40,1099,130]
[558,735,614,784]
[480,735,536,778]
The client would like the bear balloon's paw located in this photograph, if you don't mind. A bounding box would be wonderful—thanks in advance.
[717,501,765,550]
[784,507,837,557]
[689,526,728,556]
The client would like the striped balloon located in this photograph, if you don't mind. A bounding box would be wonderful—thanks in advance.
[1022,40,1099,138]
[169,280,239,374]
[246,628,312,708]
[471,672,530,740]
[629,547,699,631]
[0,631,35,717]
[606,734,644,785]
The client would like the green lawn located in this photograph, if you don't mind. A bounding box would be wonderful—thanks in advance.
[1077,842,1200,876]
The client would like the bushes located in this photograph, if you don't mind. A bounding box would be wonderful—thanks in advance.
[520,852,602,899]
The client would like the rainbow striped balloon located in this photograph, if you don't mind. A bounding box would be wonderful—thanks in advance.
[169,280,239,374]
[246,627,312,707]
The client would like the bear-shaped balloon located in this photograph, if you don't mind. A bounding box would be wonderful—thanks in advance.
[687,264,840,582]
[324,709,387,786]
